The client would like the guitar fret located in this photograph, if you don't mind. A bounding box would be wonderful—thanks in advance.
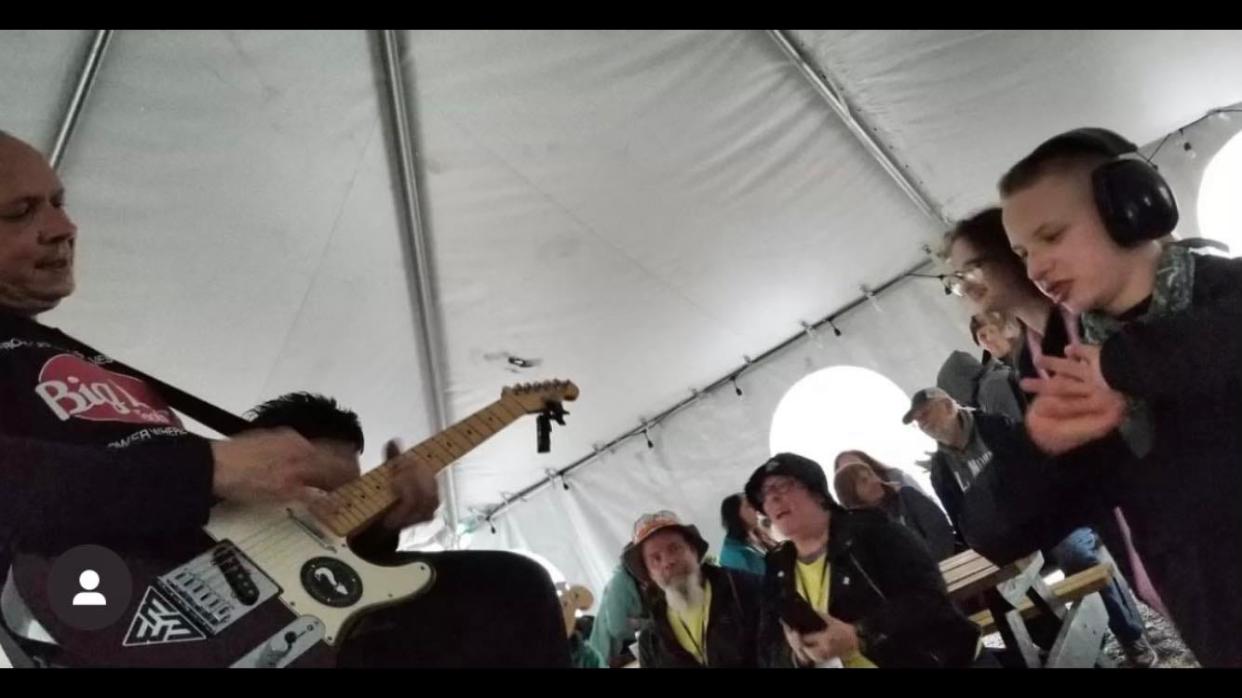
[477,410,506,432]
[356,501,383,520]
[452,423,484,448]
[492,400,522,421]
[464,413,495,439]
[314,384,574,539]
[437,433,466,459]
[411,444,444,470]
[420,440,455,469]
[334,508,362,529]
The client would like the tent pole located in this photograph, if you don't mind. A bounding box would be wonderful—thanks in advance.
[49,29,114,171]
[375,30,460,537]
[766,30,949,227]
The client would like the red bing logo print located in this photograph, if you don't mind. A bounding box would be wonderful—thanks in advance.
[35,354,180,426]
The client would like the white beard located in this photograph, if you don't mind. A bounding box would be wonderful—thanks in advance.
[661,567,705,614]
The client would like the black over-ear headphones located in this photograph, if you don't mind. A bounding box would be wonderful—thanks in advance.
[1025,127,1179,246]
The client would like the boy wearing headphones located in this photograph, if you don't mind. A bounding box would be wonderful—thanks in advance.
[1000,128,1242,666]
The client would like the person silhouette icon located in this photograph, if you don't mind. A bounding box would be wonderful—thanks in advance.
[72,569,107,607]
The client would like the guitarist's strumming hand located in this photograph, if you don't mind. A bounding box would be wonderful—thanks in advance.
[210,427,360,506]
[376,438,441,530]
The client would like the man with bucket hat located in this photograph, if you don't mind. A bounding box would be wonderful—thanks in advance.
[621,510,762,668]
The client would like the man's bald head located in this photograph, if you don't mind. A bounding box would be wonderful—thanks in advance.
[0,130,78,315]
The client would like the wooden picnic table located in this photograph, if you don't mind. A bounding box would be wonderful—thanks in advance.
[940,549,1113,668]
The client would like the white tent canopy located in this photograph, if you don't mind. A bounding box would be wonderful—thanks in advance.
[4,29,1241,600]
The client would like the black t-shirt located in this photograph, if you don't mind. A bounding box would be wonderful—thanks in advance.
[0,311,215,586]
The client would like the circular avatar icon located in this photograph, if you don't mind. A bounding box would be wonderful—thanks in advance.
[47,544,134,631]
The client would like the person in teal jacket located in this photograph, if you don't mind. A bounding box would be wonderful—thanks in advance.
[569,617,606,668]
[586,564,648,666]
[718,493,773,576]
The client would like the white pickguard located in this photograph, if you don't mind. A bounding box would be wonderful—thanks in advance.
[202,501,434,645]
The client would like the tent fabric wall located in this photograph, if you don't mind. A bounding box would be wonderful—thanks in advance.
[38,31,437,464]
[789,30,1242,221]
[0,30,89,149]
[401,29,939,511]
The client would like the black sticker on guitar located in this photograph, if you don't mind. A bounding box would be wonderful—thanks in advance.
[300,557,363,608]
[122,586,207,647]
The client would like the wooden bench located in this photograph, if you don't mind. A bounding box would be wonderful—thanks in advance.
[968,563,1112,635]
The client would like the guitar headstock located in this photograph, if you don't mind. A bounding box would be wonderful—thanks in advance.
[503,379,580,414]
[558,584,594,638]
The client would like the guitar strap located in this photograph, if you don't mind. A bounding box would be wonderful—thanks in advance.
[48,328,252,435]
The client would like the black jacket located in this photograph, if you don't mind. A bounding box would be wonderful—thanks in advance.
[879,487,960,562]
[925,411,1082,554]
[0,312,217,587]
[757,509,979,668]
[1092,253,1242,667]
[995,253,1242,666]
[930,408,1126,569]
[637,564,762,668]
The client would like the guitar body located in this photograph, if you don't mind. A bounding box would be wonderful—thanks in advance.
[12,501,434,668]
[10,379,578,668]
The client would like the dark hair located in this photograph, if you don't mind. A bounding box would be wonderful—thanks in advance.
[247,392,365,453]
[573,615,595,640]
[999,137,1113,198]
[832,449,892,480]
[833,463,872,509]
[969,315,984,345]
[941,207,1038,299]
[720,493,750,541]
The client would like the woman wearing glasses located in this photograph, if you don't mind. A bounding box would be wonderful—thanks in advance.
[943,208,1082,394]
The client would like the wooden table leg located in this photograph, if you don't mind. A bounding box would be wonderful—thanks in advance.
[1045,592,1109,668]
[987,590,1042,668]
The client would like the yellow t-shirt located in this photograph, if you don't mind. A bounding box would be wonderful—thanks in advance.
[667,580,712,665]
[795,557,877,669]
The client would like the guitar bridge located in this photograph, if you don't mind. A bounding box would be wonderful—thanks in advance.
[157,541,281,636]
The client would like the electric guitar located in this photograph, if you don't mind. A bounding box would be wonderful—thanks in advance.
[10,380,578,667]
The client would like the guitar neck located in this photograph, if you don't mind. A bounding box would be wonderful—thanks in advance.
[317,394,529,537]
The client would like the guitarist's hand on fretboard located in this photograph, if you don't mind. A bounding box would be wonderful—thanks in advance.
[377,438,442,530]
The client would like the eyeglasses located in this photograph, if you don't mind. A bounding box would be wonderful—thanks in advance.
[944,259,989,296]
[758,478,804,502]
